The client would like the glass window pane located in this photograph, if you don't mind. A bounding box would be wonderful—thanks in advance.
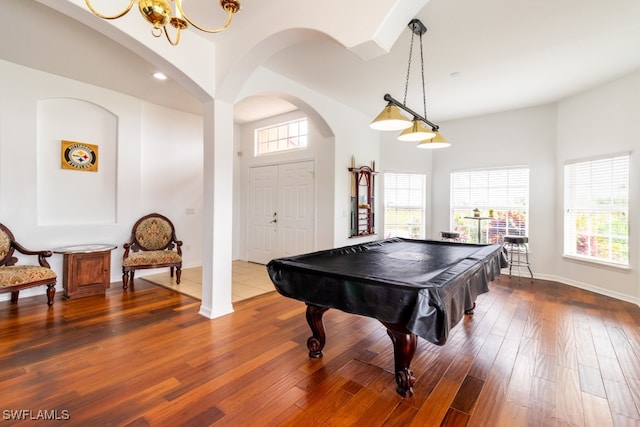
[384,173,426,239]
[254,118,308,155]
[563,155,629,265]
[451,168,529,244]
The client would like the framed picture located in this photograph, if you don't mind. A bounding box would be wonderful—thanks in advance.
[61,140,98,172]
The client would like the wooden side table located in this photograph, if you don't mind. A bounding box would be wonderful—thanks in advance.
[53,244,117,300]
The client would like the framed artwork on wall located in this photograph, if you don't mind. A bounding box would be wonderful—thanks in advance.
[61,140,98,172]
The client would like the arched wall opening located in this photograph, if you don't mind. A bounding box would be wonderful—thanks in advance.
[231,92,336,262]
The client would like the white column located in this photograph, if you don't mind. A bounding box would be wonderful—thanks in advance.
[199,99,234,318]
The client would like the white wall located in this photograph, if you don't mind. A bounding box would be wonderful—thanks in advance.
[0,59,203,301]
[140,102,204,265]
[431,104,557,279]
[554,71,640,301]
[429,71,640,304]
[3,56,639,308]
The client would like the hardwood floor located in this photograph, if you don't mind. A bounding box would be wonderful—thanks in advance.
[2,275,640,426]
[139,262,276,302]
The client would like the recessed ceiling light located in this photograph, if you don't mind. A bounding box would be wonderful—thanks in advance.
[153,72,167,81]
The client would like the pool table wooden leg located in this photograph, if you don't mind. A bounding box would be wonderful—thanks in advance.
[305,304,329,358]
[382,323,417,398]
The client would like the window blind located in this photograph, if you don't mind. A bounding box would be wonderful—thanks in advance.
[564,155,629,265]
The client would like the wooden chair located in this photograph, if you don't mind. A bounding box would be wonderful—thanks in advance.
[0,223,57,306]
[122,213,183,290]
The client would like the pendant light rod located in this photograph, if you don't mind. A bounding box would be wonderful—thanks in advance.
[383,93,439,131]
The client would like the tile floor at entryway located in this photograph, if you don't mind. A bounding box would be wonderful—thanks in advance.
[139,260,275,302]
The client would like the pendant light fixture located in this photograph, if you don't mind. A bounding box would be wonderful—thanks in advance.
[369,19,449,149]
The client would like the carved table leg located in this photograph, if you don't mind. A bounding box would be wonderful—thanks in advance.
[382,322,417,398]
[305,304,329,358]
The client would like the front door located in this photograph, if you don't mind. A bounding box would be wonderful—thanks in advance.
[247,161,315,264]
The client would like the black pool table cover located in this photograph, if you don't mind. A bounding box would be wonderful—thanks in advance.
[267,238,506,345]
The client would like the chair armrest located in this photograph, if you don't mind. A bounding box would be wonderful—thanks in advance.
[10,241,53,268]
[123,242,132,259]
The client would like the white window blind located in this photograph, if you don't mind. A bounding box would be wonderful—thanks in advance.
[564,155,629,265]
[450,168,529,243]
[255,118,307,155]
[384,173,426,239]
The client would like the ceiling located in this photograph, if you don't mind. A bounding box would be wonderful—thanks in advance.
[3,0,640,125]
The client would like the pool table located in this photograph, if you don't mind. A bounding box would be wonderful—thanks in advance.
[266,237,506,397]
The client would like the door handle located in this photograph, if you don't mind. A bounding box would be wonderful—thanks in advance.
[269,212,278,223]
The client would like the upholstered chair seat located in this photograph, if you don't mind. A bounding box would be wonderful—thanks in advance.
[0,223,57,306]
[122,213,183,290]
[122,250,182,267]
[0,266,57,284]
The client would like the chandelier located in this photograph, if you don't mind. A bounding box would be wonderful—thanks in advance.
[370,19,449,149]
[84,0,241,46]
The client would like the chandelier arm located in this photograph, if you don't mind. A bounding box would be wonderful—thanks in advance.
[164,25,181,46]
[383,94,439,131]
[176,1,236,34]
[84,0,135,20]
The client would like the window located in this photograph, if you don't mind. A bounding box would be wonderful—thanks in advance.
[450,168,529,244]
[384,173,426,239]
[255,118,307,155]
[564,155,629,266]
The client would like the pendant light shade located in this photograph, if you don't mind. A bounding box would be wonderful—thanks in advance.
[369,103,413,131]
[416,131,450,149]
[398,119,436,141]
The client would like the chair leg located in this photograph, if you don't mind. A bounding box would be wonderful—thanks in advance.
[176,267,182,285]
[46,283,56,306]
[129,271,135,287]
[170,267,174,278]
[122,269,129,290]
[10,290,19,304]
[524,246,534,279]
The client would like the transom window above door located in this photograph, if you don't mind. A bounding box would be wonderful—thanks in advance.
[255,118,308,155]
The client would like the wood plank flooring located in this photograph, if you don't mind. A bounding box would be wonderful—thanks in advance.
[2,275,640,426]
